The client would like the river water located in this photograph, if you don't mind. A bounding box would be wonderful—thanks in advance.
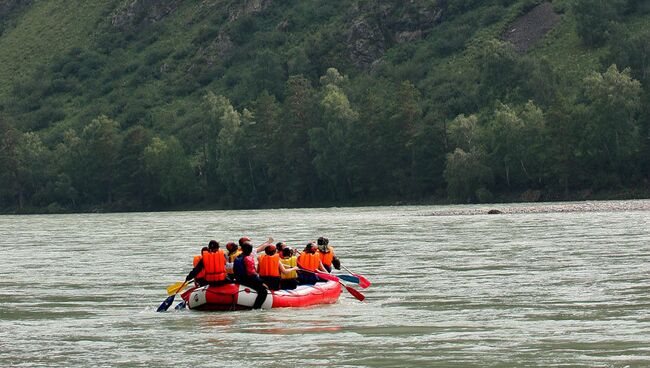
[1,201,650,367]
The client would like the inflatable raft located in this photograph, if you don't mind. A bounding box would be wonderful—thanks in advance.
[180,280,342,311]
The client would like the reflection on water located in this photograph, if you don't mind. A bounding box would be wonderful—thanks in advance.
[1,200,650,367]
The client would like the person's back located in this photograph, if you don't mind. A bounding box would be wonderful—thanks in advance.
[233,241,268,309]
[185,240,227,287]
[193,247,209,286]
[258,245,281,290]
[297,242,325,285]
[225,242,241,280]
[317,236,339,273]
[279,247,298,290]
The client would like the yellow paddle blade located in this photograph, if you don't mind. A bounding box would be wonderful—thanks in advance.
[166,281,191,295]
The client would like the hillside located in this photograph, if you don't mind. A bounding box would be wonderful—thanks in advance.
[0,0,649,213]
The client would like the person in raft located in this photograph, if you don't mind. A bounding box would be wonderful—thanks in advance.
[258,243,298,291]
[297,242,328,285]
[225,241,241,281]
[233,241,268,309]
[185,240,228,286]
[279,246,298,290]
[317,236,340,273]
[192,246,209,287]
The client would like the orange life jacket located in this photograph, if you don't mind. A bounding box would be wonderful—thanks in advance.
[203,250,226,282]
[298,252,320,272]
[319,246,335,266]
[193,254,206,279]
[258,253,280,277]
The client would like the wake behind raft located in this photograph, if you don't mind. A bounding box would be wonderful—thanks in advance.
[180,280,342,311]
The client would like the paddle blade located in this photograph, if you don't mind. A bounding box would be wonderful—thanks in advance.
[156,294,176,312]
[337,274,360,284]
[174,301,186,310]
[166,281,186,295]
[344,285,365,302]
[355,274,371,289]
[315,272,340,283]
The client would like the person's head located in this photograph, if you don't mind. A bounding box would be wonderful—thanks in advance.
[264,244,277,256]
[282,247,293,258]
[304,242,316,253]
[238,236,251,246]
[226,242,238,254]
[208,240,219,251]
[317,236,329,246]
[318,243,329,253]
[201,246,209,254]
[276,242,286,253]
[240,241,253,255]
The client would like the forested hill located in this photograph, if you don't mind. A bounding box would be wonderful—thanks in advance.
[0,0,649,213]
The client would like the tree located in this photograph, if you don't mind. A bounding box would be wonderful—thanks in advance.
[143,137,193,205]
[448,114,481,152]
[573,0,625,47]
[310,77,359,199]
[486,102,546,189]
[444,148,493,203]
[277,75,318,203]
[79,115,122,204]
[580,65,642,184]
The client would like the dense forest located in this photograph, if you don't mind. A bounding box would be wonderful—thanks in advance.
[0,0,649,213]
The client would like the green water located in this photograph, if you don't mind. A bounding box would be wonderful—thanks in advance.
[1,201,649,367]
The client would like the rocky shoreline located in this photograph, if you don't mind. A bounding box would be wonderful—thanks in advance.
[428,199,650,216]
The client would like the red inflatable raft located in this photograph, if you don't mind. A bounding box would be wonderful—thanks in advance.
[180,280,342,311]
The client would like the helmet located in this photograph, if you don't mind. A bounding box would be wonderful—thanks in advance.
[282,247,292,257]
[208,240,219,250]
[304,242,316,253]
[317,236,329,246]
[265,244,277,255]
[240,241,253,254]
[238,236,251,245]
[226,242,238,253]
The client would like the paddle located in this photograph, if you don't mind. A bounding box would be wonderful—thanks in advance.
[156,280,188,312]
[337,274,361,284]
[299,269,365,302]
[341,265,371,289]
[166,281,193,296]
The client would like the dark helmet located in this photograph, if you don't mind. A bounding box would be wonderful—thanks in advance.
[317,237,326,246]
[282,247,292,258]
[265,244,277,255]
[226,242,238,253]
[304,242,316,253]
[238,236,251,246]
[208,240,219,251]
[240,241,253,255]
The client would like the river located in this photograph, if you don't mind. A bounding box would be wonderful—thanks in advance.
[1,200,649,367]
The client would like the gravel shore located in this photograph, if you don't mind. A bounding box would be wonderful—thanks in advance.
[428,199,650,216]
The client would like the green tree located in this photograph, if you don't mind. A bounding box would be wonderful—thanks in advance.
[486,101,546,189]
[444,147,493,203]
[310,75,359,199]
[573,0,625,47]
[79,115,122,204]
[278,75,318,203]
[580,65,642,184]
[448,114,481,151]
[143,137,193,205]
